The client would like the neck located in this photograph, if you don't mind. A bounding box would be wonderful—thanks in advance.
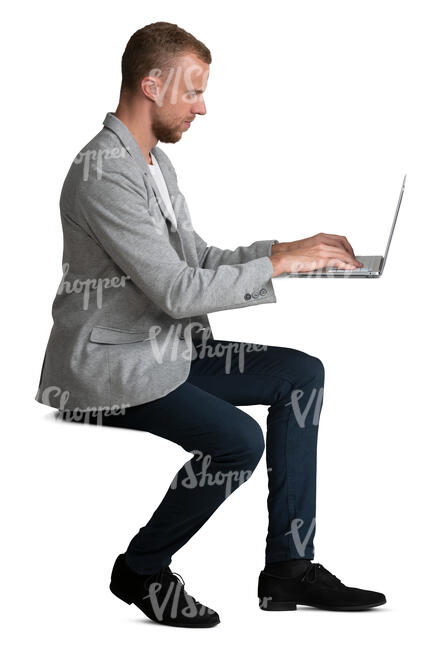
[114,100,157,165]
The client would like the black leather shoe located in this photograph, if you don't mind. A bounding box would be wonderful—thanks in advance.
[110,554,220,627]
[258,561,386,611]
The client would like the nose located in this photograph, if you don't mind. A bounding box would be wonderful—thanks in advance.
[194,97,207,116]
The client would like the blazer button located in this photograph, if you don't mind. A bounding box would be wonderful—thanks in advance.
[259,288,267,296]
[244,293,251,300]
[251,291,259,299]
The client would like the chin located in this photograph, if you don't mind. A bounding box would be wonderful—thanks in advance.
[158,131,182,144]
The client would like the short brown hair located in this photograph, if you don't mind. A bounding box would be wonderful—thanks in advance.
[120,22,212,95]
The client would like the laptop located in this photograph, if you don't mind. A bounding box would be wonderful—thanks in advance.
[283,174,406,278]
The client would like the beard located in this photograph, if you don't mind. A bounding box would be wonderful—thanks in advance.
[151,112,183,144]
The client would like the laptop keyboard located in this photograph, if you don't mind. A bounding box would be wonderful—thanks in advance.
[324,266,370,272]
[286,256,382,275]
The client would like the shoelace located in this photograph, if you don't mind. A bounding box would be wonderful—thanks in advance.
[301,562,342,585]
[143,568,204,607]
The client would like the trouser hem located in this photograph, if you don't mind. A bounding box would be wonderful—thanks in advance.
[265,552,314,563]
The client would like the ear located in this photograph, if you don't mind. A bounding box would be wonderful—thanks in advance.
[141,77,159,101]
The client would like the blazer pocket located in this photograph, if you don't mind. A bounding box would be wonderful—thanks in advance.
[89,325,159,344]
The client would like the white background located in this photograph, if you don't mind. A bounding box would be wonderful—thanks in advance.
[2,0,441,647]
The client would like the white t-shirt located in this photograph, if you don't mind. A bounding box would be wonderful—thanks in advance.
[146,152,178,230]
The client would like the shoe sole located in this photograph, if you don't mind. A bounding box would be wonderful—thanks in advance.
[110,582,220,627]
[259,596,387,611]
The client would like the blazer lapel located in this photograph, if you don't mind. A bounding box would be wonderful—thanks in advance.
[148,150,200,268]
[147,173,177,230]
[102,113,198,266]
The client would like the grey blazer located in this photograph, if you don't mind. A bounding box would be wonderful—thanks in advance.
[35,111,278,413]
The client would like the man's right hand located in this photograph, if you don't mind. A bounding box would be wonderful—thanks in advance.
[269,232,363,276]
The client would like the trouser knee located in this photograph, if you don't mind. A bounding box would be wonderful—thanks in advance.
[216,416,265,474]
[235,419,265,472]
[308,355,325,385]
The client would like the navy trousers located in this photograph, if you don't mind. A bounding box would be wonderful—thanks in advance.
[64,337,324,574]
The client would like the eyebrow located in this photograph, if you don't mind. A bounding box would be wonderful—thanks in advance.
[189,89,204,94]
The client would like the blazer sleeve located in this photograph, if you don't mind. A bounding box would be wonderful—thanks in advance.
[193,230,279,269]
[75,169,277,320]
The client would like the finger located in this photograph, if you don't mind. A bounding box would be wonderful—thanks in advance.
[328,258,358,269]
[339,235,356,258]
[314,257,356,272]
[323,234,356,259]
[321,244,359,267]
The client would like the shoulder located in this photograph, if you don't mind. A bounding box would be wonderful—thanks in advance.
[76,128,140,178]
[63,128,145,204]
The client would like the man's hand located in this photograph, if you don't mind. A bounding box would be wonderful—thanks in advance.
[269,233,363,276]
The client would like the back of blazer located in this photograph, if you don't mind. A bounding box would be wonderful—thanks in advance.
[35,112,278,414]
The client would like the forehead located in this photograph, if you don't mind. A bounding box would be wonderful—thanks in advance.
[175,52,210,91]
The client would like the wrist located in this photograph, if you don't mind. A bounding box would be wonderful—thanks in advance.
[271,241,289,255]
[269,252,287,277]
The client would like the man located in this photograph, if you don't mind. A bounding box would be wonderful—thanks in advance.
[35,22,386,628]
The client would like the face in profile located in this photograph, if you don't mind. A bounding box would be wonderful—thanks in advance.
[149,52,209,144]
